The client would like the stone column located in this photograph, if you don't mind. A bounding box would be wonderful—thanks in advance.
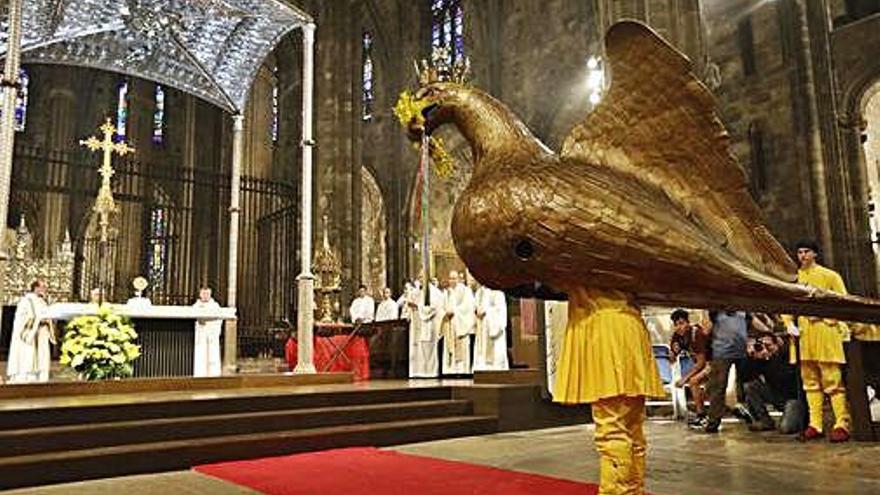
[224,114,244,374]
[0,0,23,341]
[0,0,24,257]
[295,23,317,374]
[794,0,834,263]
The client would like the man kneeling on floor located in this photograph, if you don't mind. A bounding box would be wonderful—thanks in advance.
[742,332,806,434]
[670,309,711,425]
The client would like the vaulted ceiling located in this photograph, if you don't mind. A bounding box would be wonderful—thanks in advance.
[1,0,311,113]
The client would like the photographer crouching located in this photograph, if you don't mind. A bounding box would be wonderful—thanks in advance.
[742,328,806,434]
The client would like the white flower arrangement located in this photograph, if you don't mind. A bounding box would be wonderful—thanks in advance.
[59,305,141,380]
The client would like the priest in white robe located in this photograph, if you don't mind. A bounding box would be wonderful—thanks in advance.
[441,271,476,375]
[7,279,56,383]
[349,284,375,324]
[375,288,399,322]
[473,282,510,371]
[397,282,414,321]
[193,287,223,377]
[408,280,442,377]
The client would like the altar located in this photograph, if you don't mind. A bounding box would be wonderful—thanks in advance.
[47,303,236,378]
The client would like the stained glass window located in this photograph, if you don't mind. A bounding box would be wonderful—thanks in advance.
[116,81,129,141]
[362,32,374,122]
[271,65,279,142]
[153,85,165,144]
[431,0,464,66]
[147,207,167,291]
[14,69,28,132]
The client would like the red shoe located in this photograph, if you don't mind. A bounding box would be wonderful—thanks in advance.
[800,426,823,441]
[829,427,850,443]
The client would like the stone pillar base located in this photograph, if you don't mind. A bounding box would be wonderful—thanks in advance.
[294,274,316,374]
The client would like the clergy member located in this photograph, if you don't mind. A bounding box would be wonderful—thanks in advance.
[442,271,476,375]
[349,284,375,324]
[88,287,104,305]
[397,282,414,320]
[473,281,509,371]
[408,280,442,377]
[193,287,222,377]
[7,279,56,383]
[375,287,399,322]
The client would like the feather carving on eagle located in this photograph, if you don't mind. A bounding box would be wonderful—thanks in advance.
[398,21,880,323]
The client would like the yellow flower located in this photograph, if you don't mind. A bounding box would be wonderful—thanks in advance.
[393,90,427,128]
[61,306,140,379]
[394,90,456,178]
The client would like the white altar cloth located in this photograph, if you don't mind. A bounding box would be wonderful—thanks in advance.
[46,303,237,321]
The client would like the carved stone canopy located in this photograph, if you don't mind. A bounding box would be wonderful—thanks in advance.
[1,219,74,305]
[1,0,312,113]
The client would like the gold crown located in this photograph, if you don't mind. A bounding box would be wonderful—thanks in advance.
[415,47,470,85]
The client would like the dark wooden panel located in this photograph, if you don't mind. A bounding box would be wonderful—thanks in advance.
[132,318,196,378]
[364,320,409,379]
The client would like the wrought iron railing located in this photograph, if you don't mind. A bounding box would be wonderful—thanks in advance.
[11,143,299,335]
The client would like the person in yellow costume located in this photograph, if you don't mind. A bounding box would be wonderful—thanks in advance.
[553,287,666,495]
[783,240,851,442]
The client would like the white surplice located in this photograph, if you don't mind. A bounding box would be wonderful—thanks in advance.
[7,292,55,383]
[441,282,476,375]
[473,287,509,371]
[397,284,413,320]
[375,297,399,322]
[408,284,442,378]
[193,298,223,377]
[349,296,375,323]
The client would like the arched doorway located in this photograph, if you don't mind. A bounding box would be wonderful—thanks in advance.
[862,82,880,290]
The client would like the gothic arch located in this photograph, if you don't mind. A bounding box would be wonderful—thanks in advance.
[75,208,119,302]
[835,61,880,295]
[361,165,387,295]
[831,14,880,294]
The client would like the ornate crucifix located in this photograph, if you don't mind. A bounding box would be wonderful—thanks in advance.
[80,119,134,303]
[80,119,134,243]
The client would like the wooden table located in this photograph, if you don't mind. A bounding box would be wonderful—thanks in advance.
[846,339,880,441]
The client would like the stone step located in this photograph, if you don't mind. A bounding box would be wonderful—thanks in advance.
[0,386,454,430]
[0,415,499,490]
[0,399,473,456]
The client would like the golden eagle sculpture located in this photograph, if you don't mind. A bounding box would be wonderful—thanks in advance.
[401,21,880,322]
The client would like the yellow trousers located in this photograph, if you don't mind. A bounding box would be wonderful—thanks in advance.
[801,361,850,432]
[592,396,646,495]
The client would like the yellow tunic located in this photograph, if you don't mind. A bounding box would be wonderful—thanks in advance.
[787,264,849,364]
[553,287,665,404]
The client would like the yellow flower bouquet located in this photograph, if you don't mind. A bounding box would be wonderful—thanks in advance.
[60,305,142,380]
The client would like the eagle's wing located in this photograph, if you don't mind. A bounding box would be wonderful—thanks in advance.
[561,21,796,281]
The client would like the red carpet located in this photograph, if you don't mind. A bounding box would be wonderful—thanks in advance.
[195,447,610,494]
